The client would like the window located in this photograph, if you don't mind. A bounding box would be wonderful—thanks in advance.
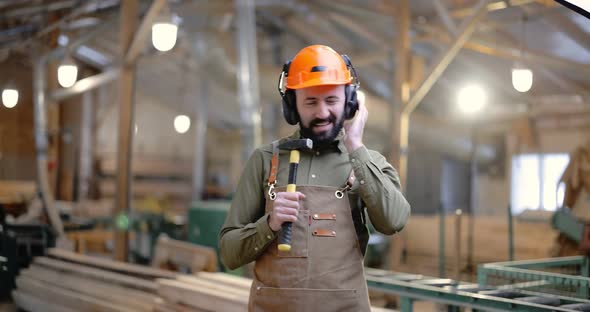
[511,153,570,215]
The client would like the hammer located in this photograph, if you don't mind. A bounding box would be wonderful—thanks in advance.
[277,138,313,251]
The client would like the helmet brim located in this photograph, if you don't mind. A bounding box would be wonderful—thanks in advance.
[287,77,353,90]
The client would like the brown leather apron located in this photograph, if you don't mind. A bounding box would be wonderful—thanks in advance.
[248,145,371,311]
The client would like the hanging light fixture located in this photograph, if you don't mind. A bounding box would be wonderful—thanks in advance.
[457,84,487,115]
[58,56,78,88]
[512,13,533,93]
[512,65,533,93]
[152,14,180,52]
[2,84,18,108]
[174,115,191,134]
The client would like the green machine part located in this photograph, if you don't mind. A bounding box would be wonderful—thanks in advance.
[188,200,240,273]
[552,207,585,244]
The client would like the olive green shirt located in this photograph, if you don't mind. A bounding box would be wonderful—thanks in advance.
[219,130,411,270]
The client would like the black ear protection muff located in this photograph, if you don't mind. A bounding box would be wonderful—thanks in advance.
[278,54,360,126]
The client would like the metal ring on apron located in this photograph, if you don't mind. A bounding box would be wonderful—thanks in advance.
[268,183,277,200]
[335,190,344,199]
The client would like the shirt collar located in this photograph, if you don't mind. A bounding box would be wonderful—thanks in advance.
[289,129,346,154]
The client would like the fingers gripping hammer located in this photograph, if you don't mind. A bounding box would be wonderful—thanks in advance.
[277,138,313,251]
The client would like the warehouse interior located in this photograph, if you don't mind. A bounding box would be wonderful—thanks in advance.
[1,0,590,311]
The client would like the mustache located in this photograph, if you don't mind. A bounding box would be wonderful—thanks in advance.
[309,115,336,127]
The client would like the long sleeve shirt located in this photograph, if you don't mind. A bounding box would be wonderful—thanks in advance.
[219,130,411,270]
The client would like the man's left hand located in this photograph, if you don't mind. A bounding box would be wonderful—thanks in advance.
[344,91,367,153]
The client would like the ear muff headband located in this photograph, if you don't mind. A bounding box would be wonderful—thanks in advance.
[278,55,360,125]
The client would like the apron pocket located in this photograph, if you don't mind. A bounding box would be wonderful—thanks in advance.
[251,286,359,312]
[276,209,309,258]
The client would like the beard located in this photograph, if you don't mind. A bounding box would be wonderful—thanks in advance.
[299,112,345,148]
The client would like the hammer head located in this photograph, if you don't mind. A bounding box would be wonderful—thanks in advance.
[278,138,313,151]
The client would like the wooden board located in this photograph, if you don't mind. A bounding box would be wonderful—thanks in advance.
[71,199,114,218]
[371,307,398,312]
[35,256,158,292]
[16,275,135,312]
[157,278,248,311]
[401,215,556,262]
[99,178,192,198]
[48,248,178,279]
[392,215,557,279]
[155,300,209,312]
[174,275,250,298]
[100,156,193,178]
[0,180,36,196]
[12,290,76,312]
[66,229,113,254]
[24,266,157,311]
[152,235,218,273]
[196,272,253,290]
[0,179,35,203]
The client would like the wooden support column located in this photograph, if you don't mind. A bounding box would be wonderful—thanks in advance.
[388,0,411,273]
[398,0,491,192]
[57,84,82,202]
[78,88,94,201]
[114,0,138,262]
[47,13,60,197]
[192,76,209,201]
[235,0,262,162]
[390,0,411,182]
[125,0,166,65]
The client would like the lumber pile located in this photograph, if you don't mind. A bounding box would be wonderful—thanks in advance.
[392,214,558,280]
[13,250,173,312]
[14,248,394,311]
[97,156,193,199]
[156,272,251,311]
[0,179,35,204]
[152,234,219,273]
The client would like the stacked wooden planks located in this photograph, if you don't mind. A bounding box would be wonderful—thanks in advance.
[156,271,251,311]
[391,215,557,280]
[14,248,395,311]
[0,179,35,204]
[98,156,193,199]
[13,248,176,312]
[151,234,219,273]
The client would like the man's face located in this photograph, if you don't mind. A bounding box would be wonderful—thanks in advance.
[295,84,346,147]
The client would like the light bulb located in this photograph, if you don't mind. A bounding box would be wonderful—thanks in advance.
[152,22,178,52]
[2,88,18,108]
[174,115,190,134]
[457,85,486,115]
[58,59,78,88]
[512,66,533,93]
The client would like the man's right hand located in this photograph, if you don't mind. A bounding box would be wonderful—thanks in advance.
[268,191,306,232]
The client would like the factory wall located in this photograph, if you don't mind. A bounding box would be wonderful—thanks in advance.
[0,58,36,181]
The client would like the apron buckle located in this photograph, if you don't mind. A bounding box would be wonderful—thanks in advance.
[335,183,352,199]
[268,182,277,200]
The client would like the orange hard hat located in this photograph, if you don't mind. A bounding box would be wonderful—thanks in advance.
[285,45,353,89]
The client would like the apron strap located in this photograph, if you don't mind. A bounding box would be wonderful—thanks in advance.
[344,168,365,222]
[268,140,280,186]
[344,169,355,190]
[267,140,280,200]
[335,169,356,199]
